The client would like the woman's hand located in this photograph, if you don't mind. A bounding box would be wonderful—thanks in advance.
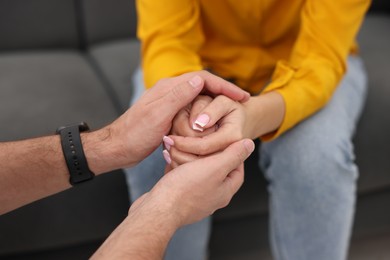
[164,95,252,169]
[164,95,217,168]
[166,92,286,165]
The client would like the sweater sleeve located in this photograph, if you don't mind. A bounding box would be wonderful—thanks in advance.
[261,0,371,141]
[136,0,204,88]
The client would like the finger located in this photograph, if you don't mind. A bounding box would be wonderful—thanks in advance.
[196,71,250,102]
[196,139,254,179]
[192,95,236,131]
[170,147,201,166]
[170,160,180,169]
[224,163,245,195]
[189,95,213,129]
[171,106,215,137]
[171,107,194,137]
[155,75,204,118]
[169,126,240,155]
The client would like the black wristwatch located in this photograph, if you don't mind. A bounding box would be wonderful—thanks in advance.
[56,122,95,185]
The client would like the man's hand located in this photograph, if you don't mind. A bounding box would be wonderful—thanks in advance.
[85,71,250,174]
[92,138,255,259]
[133,138,255,227]
[167,93,285,165]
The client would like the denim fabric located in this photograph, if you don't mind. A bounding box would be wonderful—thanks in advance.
[124,55,367,260]
[260,56,367,260]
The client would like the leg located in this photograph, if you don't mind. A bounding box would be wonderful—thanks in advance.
[123,68,211,260]
[260,56,367,260]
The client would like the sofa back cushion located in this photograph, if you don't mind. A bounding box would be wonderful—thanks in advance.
[82,0,137,46]
[0,0,80,51]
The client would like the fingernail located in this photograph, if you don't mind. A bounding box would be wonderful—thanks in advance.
[243,139,255,153]
[163,150,172,164]
[192,122,204,132]
[163,136,174,151]
[194,114,210,128]
[188,75,202,88]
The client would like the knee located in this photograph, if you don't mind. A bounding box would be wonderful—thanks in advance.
[261,126,358,189]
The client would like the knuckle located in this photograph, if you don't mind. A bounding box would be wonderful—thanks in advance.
[171,84,186,101]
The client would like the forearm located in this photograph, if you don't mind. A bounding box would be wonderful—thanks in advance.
[0,128,115,215]
[92,196,177,260]
[0,135,69,214]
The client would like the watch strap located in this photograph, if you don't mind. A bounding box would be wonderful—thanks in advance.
[56,122,95,185]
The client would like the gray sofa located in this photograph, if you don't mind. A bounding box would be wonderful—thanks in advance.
[0,0,389,259]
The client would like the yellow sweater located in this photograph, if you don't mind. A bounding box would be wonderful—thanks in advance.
[137,0,370,139]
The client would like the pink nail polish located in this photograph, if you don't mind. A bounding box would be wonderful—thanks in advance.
[164,143,171,151]
[194,114,210,128]
[163,150,172,164]
[163,136,174,146]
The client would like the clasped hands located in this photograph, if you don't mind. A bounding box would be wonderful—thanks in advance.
[163,92,253,172]
[105,70,257,228]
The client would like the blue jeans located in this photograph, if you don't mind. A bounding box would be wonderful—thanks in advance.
[124,56,367,260]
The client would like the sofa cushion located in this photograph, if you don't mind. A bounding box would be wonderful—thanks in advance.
[89,39,140,112]
[0,51,118,141]
[82,0,137,46]
[0,0,79,51]
[0,51,129,255]
[355,15,390,193]
[0,170,129,256]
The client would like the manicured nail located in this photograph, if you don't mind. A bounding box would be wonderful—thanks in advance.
[163,136,174,151]
[163,150,172,164]
[194,114,210,128]
[188,75,202,88]
[192,122,204,132]
[243,139,255,153]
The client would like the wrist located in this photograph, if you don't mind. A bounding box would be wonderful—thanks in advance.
[131,191,182,232]
[81,127,122,175]
[93,198,177,260]
[82,124,146,175]
[244,92,285,139]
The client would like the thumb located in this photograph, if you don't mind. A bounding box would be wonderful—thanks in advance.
[214,139,255,177]
[195,139,255,179]
[158,75,204,116]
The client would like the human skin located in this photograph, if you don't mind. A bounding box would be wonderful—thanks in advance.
[92,138,254,259]
[1,71,255,259]
[166,91,286,167]
[0,70,250,215]
[164,95,216,168]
